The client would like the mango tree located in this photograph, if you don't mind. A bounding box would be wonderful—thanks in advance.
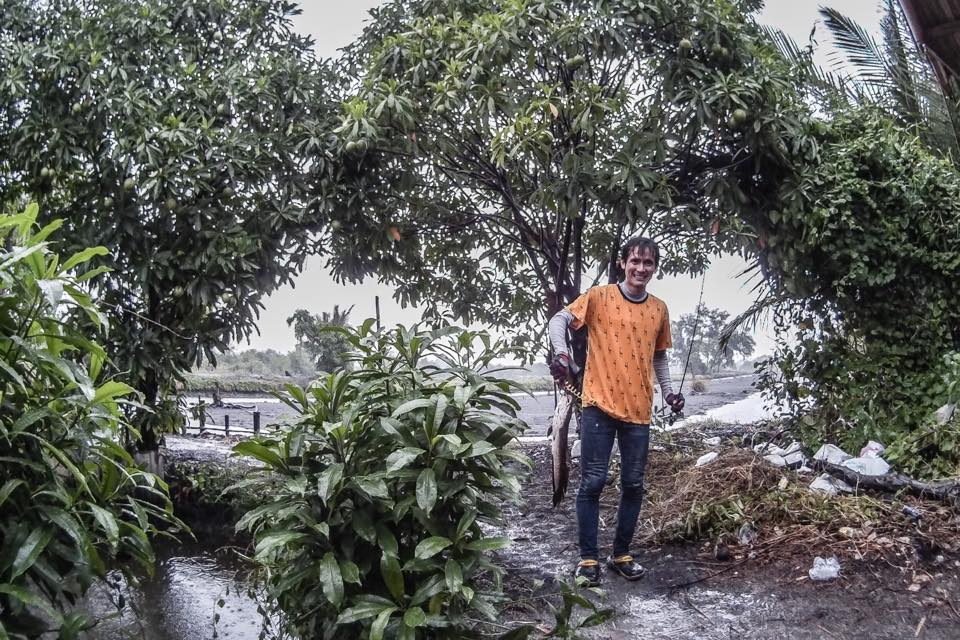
[319,0,816,353]
[0,0,339,450]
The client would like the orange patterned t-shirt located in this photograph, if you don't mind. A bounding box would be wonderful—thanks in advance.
[566,284,672,424]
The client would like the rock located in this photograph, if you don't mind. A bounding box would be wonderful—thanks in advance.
[859,440,885,458]
[704,436,721,446]
[813,444,851,465]
[902,505,921,521]
[808,556,841,581]
[842,456,890,476]
[763,454,786,467]
[777,477,789,490]
[695,451,718,467]
[935,403,956,425]
[809,473,853,496]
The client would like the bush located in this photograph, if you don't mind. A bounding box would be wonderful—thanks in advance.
[691,378,709,393]
[232,323,529,639]
[0,204,185,638]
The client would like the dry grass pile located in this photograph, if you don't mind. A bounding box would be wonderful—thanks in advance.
[638,449,960,564]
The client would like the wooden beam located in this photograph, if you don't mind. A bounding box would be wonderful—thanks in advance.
[928,19,960,42]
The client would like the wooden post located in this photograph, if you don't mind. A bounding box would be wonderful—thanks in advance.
[224,414,230,436]
[253,410,261,435]
[375,295,381,331]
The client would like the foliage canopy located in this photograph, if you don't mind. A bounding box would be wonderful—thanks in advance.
[0,0,336,447]
[322,0,815,351]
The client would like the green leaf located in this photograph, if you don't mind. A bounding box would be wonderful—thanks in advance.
[254,531,307,559]
[91,380,135,404]
[370,607,397,640]
[341,560,361,584]
[444,558,463,593]
[89,504,120,547]
[354,475,390,500]
[456,511,477,540]
[465,441,498,458]
[414,536,452,559]
[232,441,285,469]
[317,462,344,503]
[416,468,437,512]
[581,608,616,627]
[380,553,405,601]
[385,447,424,473]
[0,480,25,507]
[336,598,396,624]
[320,552,345,607]
[0,583,62,623]
[403,606,426,628]
[465,537,511,552]
[392,398,433,418]
[61,246,108,272]
[11,528,53,579]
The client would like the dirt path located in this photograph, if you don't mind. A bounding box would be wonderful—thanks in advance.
[496,444,960,639]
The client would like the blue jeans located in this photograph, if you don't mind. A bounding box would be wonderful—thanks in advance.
[576,406,650,560]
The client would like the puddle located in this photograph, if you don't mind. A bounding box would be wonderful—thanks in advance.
[79,543,268,640]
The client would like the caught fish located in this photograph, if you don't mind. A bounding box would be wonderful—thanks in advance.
[550,390,576,507]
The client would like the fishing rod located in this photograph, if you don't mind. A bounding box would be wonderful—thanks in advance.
[666,271,707,426]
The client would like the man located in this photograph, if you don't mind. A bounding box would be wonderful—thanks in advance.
[548,236,684,586]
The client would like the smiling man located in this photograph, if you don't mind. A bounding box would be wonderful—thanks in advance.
[548,236,684,586]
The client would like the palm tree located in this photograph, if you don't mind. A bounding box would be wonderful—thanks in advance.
[764,0,960,160]
[721,0,960,347]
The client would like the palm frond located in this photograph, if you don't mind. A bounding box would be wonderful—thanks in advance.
[759,25,856,103]
[820,7,892,85]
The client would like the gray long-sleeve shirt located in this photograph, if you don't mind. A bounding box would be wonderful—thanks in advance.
[548,283,674,397]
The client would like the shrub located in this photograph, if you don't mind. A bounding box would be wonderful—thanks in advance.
[233,323,529,639]
[0,204,185,638]
[691,378,709,393]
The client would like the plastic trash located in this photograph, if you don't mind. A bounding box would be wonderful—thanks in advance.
[902,505,922,521]
[695,451,718,467]
[704,436,721,446]
[809,473,854,496]
[808,556,841,581]
[812,444,851,465]
[763,454,786,467]
[859,440,886,458]
[842,456,890,476]
[738,523,757,545]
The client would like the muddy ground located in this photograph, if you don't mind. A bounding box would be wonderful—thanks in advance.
[496,443,960,639]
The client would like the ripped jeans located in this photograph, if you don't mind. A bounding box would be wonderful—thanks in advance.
[576,406,650,560]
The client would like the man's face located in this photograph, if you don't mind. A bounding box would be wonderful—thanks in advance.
[619,247,657,290]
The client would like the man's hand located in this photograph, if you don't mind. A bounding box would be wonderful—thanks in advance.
[549,353,572,385]
[665,392,685,413]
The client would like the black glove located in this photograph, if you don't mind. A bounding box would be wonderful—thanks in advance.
[549,353,572,385]
[665,392,685,413]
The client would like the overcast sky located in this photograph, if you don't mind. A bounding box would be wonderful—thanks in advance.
[238,0,885,355]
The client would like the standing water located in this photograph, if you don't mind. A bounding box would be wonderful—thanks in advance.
[80,541,268,640]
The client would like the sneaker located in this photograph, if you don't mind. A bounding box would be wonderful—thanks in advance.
[607,554,645,581]
[574,559,601,586]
